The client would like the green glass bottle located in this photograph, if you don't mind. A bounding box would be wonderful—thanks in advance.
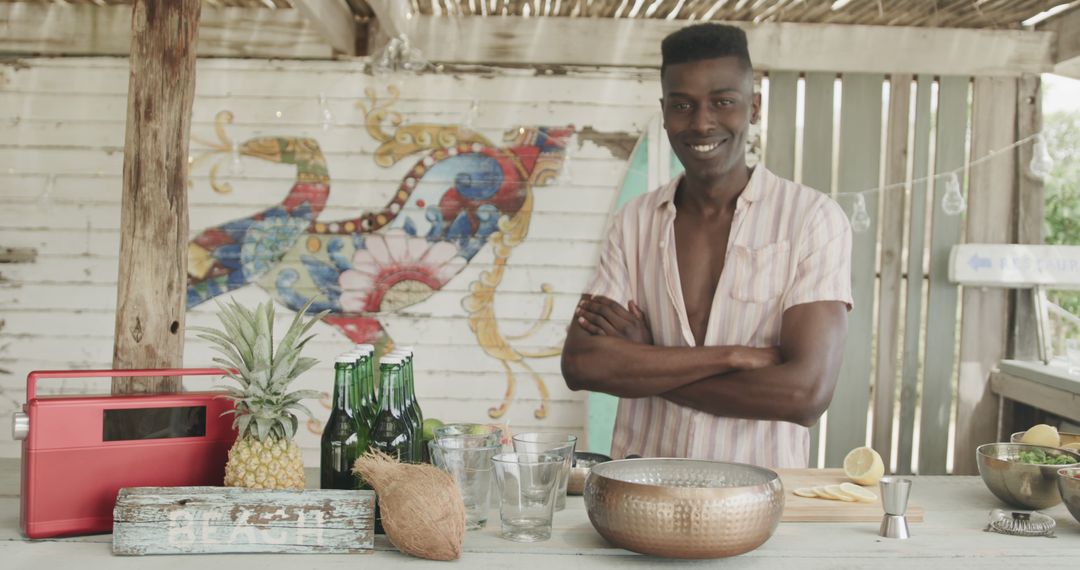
[321,356,368,490]
[349,349,376,430]
[355,343,378,421]
[393,347,424,462]
[370,355,414,463]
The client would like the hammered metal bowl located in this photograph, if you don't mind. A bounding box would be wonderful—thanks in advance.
[1009,430,1080,448]
[976,443,1080,510]
[584,458,784,559]
[1059,467,1080,525]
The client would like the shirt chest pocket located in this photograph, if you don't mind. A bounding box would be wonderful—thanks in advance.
[729,241,791,304]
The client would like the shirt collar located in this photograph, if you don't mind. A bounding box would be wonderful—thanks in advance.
[656,166,768,212]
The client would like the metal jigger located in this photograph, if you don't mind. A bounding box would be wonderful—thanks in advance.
[879,476,912,539]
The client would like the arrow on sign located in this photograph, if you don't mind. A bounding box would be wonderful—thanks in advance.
[968,255,992,271]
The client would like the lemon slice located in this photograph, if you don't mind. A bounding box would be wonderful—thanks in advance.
[793,487,818,498]
[843,446,885,486]
[812,485,848,501]
[824,484,856,502]
[838,483,877,503]
[1062,442,1080,452]
[1020,424,1060,448]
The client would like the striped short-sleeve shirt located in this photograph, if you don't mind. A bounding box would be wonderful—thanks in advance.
[585,166,853,468]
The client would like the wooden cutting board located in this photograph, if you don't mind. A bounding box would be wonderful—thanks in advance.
[775,468,924,523]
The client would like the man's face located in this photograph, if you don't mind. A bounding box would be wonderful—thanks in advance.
[660,57,760,182]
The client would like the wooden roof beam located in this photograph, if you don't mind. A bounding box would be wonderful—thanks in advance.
[1038,6,1080,79]
[396,15,1054,76]
[0,3,336,59]
[291,0,358,57]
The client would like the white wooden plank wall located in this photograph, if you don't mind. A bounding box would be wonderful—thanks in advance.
[0,58,660,462]
[1,57,1015,474]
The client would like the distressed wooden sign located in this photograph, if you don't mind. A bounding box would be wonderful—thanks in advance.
[112,486,375,555]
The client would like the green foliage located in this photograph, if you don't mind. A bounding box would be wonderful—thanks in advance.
[1043,110,1080,326]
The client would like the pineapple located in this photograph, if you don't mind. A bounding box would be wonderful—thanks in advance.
[193,299,327,490]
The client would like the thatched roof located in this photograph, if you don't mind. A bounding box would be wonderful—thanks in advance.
[7,0,1077,30]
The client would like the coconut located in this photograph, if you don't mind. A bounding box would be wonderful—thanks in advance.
[353,450,466,561]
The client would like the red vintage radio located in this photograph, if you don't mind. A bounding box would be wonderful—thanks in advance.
[13,368,237,538]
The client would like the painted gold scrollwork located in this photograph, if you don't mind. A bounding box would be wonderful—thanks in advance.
[189,110,242,194]
[358,86,491,167]
[356,85,402,144]
[463,172,562,420]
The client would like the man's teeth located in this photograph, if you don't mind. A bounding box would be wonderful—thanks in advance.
[691,143,719,152]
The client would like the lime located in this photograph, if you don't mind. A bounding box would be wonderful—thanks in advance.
[467,423,491,435]
[422,418,444,441]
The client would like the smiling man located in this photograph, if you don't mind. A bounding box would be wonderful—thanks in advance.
[561,24,853,468]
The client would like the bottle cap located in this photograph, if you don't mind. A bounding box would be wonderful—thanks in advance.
[335,355,356,364]
[379,355,403,365]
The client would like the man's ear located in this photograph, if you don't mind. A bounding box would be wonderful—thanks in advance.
[750,92,762,124]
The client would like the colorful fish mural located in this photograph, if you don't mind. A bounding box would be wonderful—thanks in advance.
[187,86,571,419]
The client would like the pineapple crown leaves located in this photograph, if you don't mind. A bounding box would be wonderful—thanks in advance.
[193,298,329,442]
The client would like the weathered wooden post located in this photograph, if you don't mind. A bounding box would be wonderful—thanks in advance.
[112,0,201,393]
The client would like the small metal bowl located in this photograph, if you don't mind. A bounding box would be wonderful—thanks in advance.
[976,443,1080,510]
[1059,467,1080,525]
[567,451,612,495]
[584,458,784,559]
[1009,430,1080,449]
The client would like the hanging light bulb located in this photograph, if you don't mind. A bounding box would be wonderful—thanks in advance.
[556,134,576,185]
[1029,133,1053,180]
[941,172,965,216]
[372,34,431,78]
[462,99,479,131]
[36,174,54,209]
[850,193,871,233]
[318,92,334,131]
[230,141,244,176]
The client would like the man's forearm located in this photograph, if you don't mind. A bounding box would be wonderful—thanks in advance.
[662,358,833,427]
[561,323,755,398]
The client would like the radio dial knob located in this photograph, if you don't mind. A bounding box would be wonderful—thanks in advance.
[11,411,29,440]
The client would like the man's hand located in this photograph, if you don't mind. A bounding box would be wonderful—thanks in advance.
[575,295,653,345]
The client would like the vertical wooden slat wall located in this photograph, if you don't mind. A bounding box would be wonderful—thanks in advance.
[918,76,970,475]
[872,74,912,471]
[896,75,934,475]
[762,71,1030,474]
[825,73,883,467]
[799,72,836,467]
[764,71,798,180]
[1012,75,1044,363]
[953,77,1018,475]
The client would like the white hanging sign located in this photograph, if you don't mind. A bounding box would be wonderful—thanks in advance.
[949,244,1080,289]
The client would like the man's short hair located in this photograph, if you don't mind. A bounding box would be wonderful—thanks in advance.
[661,23,752,76]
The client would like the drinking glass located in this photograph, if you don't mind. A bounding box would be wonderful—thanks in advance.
[512,433,577,510]
[429,440,499,530]
[491,452,563,542]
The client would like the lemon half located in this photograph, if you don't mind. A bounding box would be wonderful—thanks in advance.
[1020,424,1060,448]
[843,446,885,486]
